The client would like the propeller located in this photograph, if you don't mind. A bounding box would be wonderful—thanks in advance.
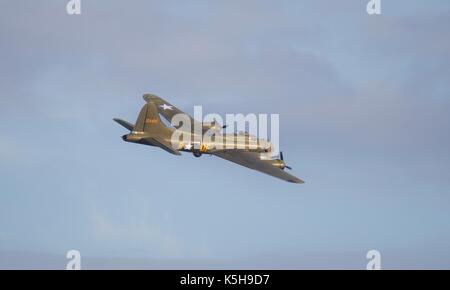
[211,118,227,129]
[280,151,292,170]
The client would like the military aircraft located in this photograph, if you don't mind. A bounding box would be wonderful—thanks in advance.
[114,94,304,183]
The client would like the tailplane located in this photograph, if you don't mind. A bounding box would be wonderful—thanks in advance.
[113,118,134,131]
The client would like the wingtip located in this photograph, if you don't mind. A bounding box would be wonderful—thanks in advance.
[289,178,305,184]
[143,93,159,102]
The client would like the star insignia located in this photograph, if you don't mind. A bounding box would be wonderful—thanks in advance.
[160,104,173,110]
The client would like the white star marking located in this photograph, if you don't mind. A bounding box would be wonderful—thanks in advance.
[160,104,173,110]
[184,143,193,150]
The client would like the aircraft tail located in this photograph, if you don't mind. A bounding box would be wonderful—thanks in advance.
[133,102,164,133]
[113,118,134,131]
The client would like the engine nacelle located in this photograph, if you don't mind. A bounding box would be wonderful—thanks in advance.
[272,159,286,169]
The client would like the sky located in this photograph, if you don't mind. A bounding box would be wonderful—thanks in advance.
[0,0,450,269]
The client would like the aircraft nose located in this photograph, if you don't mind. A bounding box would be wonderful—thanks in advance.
[122,134,127,141]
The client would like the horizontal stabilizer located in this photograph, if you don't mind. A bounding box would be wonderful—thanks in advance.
[142,136,181,156]
[113,118,134,131]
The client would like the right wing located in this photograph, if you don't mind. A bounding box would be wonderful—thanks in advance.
[143,93,200,129]
[213,151,304,184]
[143,93,217,132]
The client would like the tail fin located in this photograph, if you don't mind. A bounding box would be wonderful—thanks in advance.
[133,102,164,133]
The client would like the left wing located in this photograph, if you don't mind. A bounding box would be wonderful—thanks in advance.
[213,151,304,184]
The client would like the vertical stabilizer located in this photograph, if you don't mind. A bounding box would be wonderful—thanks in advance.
[133,102,163,133]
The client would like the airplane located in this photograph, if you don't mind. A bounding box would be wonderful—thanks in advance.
[113,93,304,183]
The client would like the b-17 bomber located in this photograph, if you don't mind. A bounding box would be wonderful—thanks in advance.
[114,94,304,183]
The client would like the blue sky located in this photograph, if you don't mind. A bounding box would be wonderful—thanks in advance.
[0,0,450,269]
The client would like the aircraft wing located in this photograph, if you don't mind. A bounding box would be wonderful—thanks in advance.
[143,93,218,132]
[143,93,200,130]
[213,151,304,184]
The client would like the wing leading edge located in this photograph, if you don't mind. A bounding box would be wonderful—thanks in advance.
[213,151,304,184]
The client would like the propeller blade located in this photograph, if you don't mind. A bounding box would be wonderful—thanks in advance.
[280,152,292,170]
